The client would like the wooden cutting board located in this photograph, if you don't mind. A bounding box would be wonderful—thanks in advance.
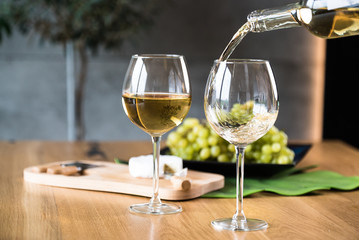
[23,160,224,200]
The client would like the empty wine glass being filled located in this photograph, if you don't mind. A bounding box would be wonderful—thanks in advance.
[204,59,279,231]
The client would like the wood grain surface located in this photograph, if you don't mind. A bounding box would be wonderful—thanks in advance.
[1,140,359,239]
[23,160,224,200]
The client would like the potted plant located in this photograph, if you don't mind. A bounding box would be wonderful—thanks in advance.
[0,0,166,140]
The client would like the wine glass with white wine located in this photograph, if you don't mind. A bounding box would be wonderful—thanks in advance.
[122,54,191,215]
[204,59,279,231]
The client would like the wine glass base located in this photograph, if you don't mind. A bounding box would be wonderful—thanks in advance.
[129,203,182,215]
[211,218,268,231]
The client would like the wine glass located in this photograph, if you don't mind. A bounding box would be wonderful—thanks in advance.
[122,54,191,215]
[204,59,279,231]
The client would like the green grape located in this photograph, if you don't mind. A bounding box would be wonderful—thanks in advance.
[245,145,253,153]
[253,151,261,160]
[178,139,188,148]
[199,147,211,160]
[183,118,200,128]
[283,147,295,159]
[271,156,279,164]
[271,133,281,143]
[260,154,272,163]
[271,143,281,153]
[208,136,219,146]
[279,132,288,145]
[227,144,235,152]
[280,131,288,140]
[277,155,290,164]
[167,132,180,147]
[218,153,230,162]
[198,128,210,138]
[192,142,201,151]
[184,145,194,155]
[176,125,187,135]
[175,149,186,159]
[187,132,197,142]
[261,144,272,155]
[197,138,209,148]
[192,125,203,135]
[210,145,221,157]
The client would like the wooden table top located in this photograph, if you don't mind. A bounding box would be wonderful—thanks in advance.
[1,140,359,239]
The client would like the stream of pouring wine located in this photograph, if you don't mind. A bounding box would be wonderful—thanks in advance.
[218,22,252,61]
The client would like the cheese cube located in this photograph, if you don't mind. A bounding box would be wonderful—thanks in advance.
[129,155,183,178]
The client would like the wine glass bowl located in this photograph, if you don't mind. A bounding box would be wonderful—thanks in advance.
[122,54,191,215]
[204,59,279,230]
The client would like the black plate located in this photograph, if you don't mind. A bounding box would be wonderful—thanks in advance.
[160,145,311,177]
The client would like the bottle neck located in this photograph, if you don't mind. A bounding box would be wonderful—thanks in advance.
[247,3,302,33]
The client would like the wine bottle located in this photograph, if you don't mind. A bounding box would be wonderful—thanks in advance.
[248,0,359,39]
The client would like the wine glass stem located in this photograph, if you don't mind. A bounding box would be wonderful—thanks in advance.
[233,145,247,223]
[150,136,162,207]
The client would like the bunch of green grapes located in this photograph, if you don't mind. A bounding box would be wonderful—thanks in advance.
[166,118,233,162]
[244,126,294,164]
[216,101,254,127]
[227,101,254,125]
[166,117,294,164]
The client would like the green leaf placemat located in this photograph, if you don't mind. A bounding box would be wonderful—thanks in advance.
[202,167,359,198]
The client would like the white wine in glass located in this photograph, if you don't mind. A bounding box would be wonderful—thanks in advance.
[204,59,279,231]
[122,54,191,215]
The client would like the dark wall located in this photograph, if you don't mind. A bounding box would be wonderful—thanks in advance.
[323,35,359,148]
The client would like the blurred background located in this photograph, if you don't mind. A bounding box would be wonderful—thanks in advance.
[0,0,357,147]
